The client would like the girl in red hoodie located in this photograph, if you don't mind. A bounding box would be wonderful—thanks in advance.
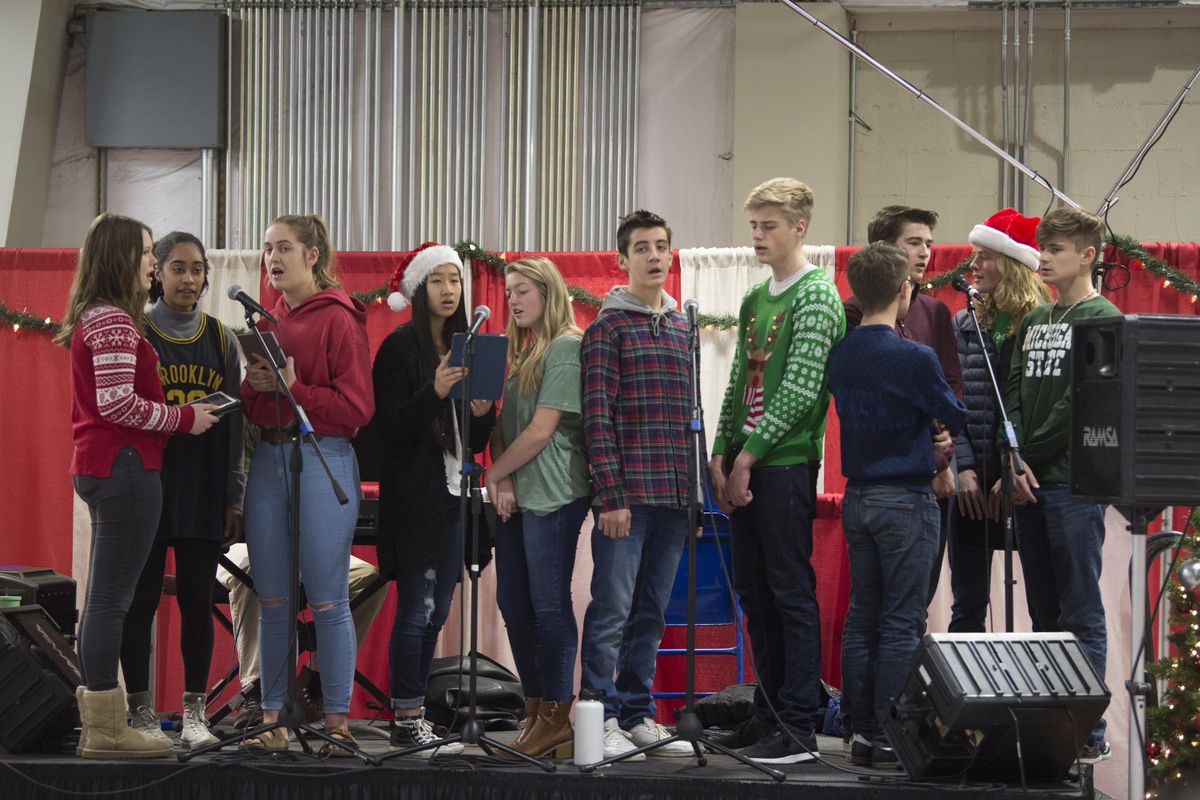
[59,213,218,758]
[239,214,374,755]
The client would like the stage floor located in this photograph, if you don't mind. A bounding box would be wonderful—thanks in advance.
[0,727,1111,800]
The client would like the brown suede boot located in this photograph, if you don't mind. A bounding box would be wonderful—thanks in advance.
[513,697,542,749]
[80,688,173,759]
[514,698,573,758]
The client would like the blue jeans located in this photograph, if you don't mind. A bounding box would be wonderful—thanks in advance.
[730,462,822,735]
[244,437,360,714]
[581,505,688,727]
[494,497,588,703]
[388,494,462,709]
[841,483,939,747]
[1014,482,1107,744]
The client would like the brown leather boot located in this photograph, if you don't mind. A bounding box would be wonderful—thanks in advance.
[514,698,573,758]
[513,697,542,749]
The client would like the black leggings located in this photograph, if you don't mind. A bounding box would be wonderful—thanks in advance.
[121,537,222,695]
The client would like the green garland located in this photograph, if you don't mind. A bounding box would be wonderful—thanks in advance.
[5,235,1193,339]
[0,301,58,335]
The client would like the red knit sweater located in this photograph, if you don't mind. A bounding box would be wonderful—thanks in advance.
[70,305,195,477]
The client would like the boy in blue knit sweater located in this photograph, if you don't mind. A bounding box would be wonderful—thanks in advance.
[828,243,966,768]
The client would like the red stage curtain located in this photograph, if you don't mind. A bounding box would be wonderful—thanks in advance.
[0,249,78,576]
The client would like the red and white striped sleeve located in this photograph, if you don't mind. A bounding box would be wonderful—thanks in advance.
[80,306,188,433]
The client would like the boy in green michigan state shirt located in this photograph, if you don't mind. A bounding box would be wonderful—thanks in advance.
[708,178,845,764]
[1004,207,1120,763]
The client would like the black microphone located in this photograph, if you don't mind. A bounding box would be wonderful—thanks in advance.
[467,304,490,335]
[950,274,983,302]
[227,285,278,324]
[684,298,700,329]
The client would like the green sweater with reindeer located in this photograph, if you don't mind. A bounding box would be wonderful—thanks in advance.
[713,267,845,466]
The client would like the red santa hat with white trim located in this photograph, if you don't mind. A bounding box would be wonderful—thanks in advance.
[968,208,1041,270]
[386,242,464,311]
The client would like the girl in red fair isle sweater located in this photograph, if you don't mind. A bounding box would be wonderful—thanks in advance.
[56,213,218,759]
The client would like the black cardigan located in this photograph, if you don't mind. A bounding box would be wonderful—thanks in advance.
[372,324,495,579]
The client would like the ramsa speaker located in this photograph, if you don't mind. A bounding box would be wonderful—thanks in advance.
[883,633,1109,782]
[0,606,80,753]
[1070,314,1200,507]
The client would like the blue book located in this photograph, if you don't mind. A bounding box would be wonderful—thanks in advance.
[448,332,507,401]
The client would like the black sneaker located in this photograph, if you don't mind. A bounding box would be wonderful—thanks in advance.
[872,745,900,769]
[739,728,820,765]
[849,735,873,766]
[709,716,773,749]
[388,713,465,757]
[1078,740,1111,763]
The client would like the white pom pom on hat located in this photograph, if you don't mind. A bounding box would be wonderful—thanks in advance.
[385,242,464,312]
[968,208,1041,271]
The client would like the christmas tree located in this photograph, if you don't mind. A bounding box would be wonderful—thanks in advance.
[1146,507,1200,798]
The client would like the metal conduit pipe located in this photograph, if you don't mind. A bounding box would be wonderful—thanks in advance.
[523,1,540,249]
[224,7,234,247]
[272,8,282,222]
[580,6,592,248]
[1011,0,1021,210]
[237,6,247,246]
[600,4,611,249]
[630,2,641,229]
[348,7,357,241]
[286,6,296,219]
[373,2,381,247]
[1063,0,1071,197]
[474,4,486,241]
[539,7,551,248]
[847,24,857,245]
[362,4,372,247]
[1022,0,1035,213]
[391,3,401,248]
[1001,0,1009,209]
[321,6,330,224]
[406,5,416,245]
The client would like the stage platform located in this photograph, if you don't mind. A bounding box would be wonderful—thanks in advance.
[0,727,1110,800]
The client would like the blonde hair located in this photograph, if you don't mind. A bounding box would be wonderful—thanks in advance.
[979,252,1053,335]
[743,178,815,226]
[505,257,582,396]
[56,213,152,347]
[271,214,341,289]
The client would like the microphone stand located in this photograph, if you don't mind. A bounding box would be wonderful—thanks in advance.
[181,308,375,764]
[963,293,1025,633]
[579,306,784,781]
[377,316,553,770]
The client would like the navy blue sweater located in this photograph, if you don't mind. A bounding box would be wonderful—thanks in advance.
[829,324,967,486]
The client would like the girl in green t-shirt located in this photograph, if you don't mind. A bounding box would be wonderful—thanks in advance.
[485,257,591,758]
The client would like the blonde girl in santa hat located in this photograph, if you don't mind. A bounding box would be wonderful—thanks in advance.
[947,208,1051,634]
[372,242,495,754]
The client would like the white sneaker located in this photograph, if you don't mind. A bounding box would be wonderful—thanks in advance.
[627,717,695,757]
[129,704,172,745]
[181,693,220,749]
[602,718,645,762]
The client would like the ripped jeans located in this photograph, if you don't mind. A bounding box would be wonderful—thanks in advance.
[244,436,360,714]
[388,495,463,710]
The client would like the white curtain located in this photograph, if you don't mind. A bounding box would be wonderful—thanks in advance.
[679,244,836,459]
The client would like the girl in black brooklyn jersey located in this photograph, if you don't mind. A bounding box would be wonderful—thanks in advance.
[119,232,245,750]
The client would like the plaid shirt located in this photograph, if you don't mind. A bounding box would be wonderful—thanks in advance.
[582,306,692,513]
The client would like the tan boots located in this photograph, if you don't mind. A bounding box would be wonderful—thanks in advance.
[513,697,542,750]
[513,698,573,758]
[79,687,172,759]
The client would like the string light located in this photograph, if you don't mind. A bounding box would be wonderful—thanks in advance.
[1164,279,1172,288]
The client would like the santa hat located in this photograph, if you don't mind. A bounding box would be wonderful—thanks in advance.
[386,242,464,311]
[968,208,1041,270]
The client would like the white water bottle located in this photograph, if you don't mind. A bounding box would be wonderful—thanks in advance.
[573,689,605,766]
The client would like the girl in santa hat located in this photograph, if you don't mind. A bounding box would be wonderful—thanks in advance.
[372,243,495,754]
[948,208,1051,633]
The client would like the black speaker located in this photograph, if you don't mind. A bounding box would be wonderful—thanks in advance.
[0,567,78,639]
[0,605,80,753]
[1071,314,1200,506]
[883,633,1109,782]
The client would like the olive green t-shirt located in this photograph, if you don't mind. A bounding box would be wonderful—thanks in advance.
[499,334,590,515]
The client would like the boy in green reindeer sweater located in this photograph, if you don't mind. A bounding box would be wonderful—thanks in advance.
[709,178,845,764]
